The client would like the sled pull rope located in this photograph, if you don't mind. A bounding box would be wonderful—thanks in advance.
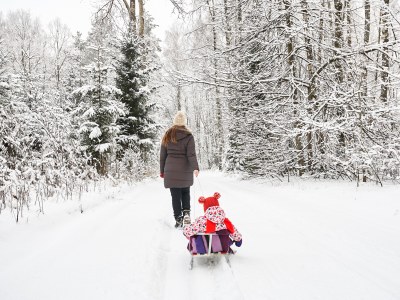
[196,176,204,195]
[193,176,204,219]
[193,177,196,219]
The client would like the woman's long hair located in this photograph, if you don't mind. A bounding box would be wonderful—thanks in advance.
[162,125,191,146]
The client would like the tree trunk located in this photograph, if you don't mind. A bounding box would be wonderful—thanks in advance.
[138,0,144,37]
[360,0,371,182]
[334,0,346,153]
[97,154,108,176]
[301,0,315,172]
[284,0,304,175]
[334,0,344,83]
[236,0,242,43]
[177,81,182,110]
[364,0,371,44]
[129,0,137,34]
[375,7,382,86]
[317,0,327,161]
[362,0,370,97]
[224,0,231,46]
[208,0,224,169]
[380,0,390,103]
[345,0,352,47]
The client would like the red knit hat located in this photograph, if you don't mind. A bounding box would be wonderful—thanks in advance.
[198,192,234,234]
[198,192,221,212]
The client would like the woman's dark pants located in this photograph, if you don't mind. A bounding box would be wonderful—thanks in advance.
[170,187,190,219]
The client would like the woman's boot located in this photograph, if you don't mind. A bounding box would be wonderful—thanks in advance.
[182,210,191,225]
[174,216,183,228]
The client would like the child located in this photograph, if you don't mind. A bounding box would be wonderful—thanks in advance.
[183,192,242,253]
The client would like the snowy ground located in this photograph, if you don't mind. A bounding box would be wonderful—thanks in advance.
[1,171,400,300]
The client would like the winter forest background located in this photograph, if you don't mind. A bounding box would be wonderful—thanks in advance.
[1,0,400,222]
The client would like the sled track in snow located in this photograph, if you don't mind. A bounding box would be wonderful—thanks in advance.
[205,256,245,300]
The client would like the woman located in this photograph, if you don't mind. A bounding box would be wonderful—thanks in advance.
[160,111,199,228]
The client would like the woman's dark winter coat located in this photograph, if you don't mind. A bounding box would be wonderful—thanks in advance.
[160,129,199,188]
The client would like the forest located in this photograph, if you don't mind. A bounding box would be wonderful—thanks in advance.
[1,0,400,221]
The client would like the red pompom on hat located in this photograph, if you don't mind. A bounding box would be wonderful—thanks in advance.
[198,196,206,204]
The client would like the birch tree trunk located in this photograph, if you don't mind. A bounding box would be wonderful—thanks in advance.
[345,0,352,47]
[207,0,223,168]
[380,0,390,103]
[177,81,182,110]
[334,0,346,152]
[362,0,370,97]
[224,0,231,46]
[360,0,371,182]
[301,0,315,172]
[334,0,344,83]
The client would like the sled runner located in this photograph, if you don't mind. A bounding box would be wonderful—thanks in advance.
[188,230,234,270]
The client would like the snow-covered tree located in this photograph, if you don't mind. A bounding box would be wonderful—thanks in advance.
[48,18,71,89]
[164,0,400,182]
[0,27,8,99]
[115,34,158,158]
[73,22,125,176]
[0,7,166,221]
[66,32,88,101]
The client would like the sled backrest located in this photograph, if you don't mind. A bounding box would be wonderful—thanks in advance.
[189,229,231,255]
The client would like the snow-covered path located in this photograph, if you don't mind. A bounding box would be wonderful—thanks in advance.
[1,172,400,300]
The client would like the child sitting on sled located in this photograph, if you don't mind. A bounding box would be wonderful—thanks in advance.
[183,192,242,254]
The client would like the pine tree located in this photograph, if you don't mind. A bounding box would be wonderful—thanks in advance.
[115,35,158,159]
[72,24,125,176]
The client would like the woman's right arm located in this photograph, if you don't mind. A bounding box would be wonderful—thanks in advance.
[160,144,167,174]
[186,135,199,171]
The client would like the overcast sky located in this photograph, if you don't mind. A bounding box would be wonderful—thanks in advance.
[0,0,177,41]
